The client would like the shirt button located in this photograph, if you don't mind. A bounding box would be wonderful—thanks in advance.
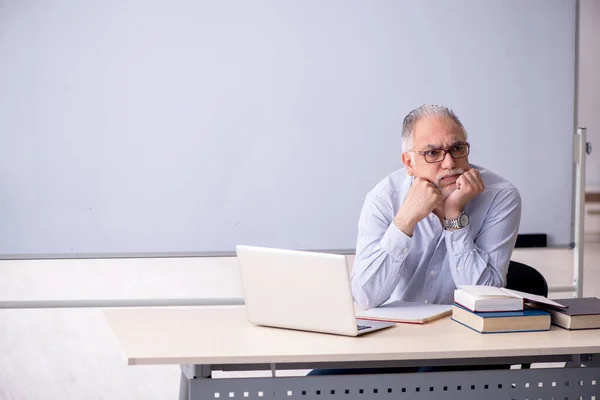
[424,299,429,304]
[402,248,408,253]
[430,270,436,276]
[456,266,463,271]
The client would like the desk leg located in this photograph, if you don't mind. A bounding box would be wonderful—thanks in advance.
[178,370,189,400]
[180,365,212,400]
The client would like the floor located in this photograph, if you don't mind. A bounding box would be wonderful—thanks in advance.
[0,233,598,399]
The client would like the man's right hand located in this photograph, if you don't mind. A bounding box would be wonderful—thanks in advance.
[393,177,442,236]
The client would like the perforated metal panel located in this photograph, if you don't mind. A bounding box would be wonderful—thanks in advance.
[189,367,600,400]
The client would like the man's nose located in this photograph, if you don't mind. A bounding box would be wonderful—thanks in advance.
[441,151,456,169]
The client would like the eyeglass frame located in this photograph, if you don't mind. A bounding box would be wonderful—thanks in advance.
[411,142,471,164]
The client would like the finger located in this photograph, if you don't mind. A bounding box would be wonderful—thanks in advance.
[463,169,478,181]
[456,174,471,190]
[420,180,442,199]
[460,172,477,188]
[467,169,484,191]
[415,176,435,186]
[475,170,485,191]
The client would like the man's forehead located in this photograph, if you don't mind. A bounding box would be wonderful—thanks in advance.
[412,117,465,146]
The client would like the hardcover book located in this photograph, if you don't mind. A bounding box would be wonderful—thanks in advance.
[451,303,551,333]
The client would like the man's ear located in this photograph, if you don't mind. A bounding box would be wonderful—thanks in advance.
[401,152,414,176]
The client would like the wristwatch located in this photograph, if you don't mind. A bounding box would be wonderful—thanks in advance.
[444,211,470,230]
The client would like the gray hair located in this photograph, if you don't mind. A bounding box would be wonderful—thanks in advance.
[401,105,467,152]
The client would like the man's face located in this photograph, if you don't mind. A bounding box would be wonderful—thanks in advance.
[401,117,470,199]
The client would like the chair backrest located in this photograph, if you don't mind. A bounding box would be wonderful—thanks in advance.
[505,260,549,297]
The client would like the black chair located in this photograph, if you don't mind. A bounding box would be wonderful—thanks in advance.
[504,260,549,369]
[505,260,549,297]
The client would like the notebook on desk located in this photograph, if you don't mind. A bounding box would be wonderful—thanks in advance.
[356,301,452,324]
[235,245,394,336]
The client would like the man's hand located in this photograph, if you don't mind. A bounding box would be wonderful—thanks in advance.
[394,177,443,236]
[444,169,484,218]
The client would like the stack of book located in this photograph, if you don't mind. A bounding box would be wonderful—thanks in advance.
[451,285,566,333]
[531,297,600,330]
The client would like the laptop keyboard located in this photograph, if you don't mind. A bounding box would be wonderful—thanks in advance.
[357,324,372,331]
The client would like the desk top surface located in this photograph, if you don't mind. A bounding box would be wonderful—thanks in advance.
[103,306,600,366]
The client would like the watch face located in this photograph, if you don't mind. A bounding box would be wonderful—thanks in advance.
[460,213,469,227]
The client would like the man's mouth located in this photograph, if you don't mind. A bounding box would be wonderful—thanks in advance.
[439,174,460,185]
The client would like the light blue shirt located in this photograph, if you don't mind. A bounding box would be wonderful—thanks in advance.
[351,165,521,309]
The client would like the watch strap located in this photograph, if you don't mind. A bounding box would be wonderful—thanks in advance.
[444,211,466,230]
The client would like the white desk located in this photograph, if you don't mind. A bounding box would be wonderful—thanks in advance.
[104,306,600,399]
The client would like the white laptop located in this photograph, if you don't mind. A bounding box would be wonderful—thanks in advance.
[236,245,394,336]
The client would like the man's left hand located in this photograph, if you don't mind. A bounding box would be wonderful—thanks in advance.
[444,169,484,218]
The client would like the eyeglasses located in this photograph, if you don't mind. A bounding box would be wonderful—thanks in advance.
[413,143,470,163]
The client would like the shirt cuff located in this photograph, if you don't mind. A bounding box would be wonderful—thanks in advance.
[381,222,414,260]
[444,226,474,256]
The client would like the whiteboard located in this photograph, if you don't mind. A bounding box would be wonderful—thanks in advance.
[0,0,576,256]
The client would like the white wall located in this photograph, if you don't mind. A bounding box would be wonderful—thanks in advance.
[0,0,578,252]
[579,0,600,191]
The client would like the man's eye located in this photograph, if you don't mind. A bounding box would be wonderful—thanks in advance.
[452,145,467,154]
[426,150,441,157]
